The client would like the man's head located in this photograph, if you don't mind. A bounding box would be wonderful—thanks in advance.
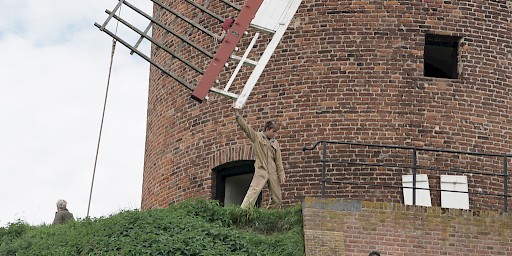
[369,251,381,256]
[56,199,67,210]
[263,120,279,139]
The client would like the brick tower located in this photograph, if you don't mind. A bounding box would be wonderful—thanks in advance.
[141,0,512,211]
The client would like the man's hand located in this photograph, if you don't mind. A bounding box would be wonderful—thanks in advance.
[280,175,286,184]
[232,103,241,116]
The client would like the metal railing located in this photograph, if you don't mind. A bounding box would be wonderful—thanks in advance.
[302,140,511,212]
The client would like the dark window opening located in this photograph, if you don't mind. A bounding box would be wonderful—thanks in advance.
[424,34,461,79]
[213,160,262,207]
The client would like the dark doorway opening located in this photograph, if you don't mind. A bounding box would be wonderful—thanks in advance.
[213,160,262,207]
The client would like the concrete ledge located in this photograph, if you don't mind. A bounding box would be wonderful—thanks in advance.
[302,197,362,212]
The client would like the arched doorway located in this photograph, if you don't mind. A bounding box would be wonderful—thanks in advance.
[212,160,262,207]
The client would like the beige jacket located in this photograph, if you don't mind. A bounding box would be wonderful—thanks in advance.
[236,115,285,180]
[52,209,74,225]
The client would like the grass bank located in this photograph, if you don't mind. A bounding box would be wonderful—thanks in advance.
[0,199,303,255]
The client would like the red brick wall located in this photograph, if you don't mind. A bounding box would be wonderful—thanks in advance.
[142,0,512,210]
[303,197,512,256]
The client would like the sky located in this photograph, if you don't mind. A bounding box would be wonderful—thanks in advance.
[0,0,154,227]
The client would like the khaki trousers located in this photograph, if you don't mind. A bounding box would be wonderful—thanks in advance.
[241,168,282,209]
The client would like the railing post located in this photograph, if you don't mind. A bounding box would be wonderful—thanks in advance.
[412,148,417,206]
[504,155,508,212]
[321,141,327,197]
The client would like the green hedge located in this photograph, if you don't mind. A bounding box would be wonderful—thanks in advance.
[0,199,303,256]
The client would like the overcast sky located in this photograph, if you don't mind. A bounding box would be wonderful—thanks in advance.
[0,0,153,227]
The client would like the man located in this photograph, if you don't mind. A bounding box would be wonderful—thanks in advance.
[233,107,286,209]
[52,199,75,224]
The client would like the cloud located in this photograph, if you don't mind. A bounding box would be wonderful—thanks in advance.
[0,0,153,226]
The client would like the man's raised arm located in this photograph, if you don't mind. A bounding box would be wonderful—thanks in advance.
[233,107,258,143]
